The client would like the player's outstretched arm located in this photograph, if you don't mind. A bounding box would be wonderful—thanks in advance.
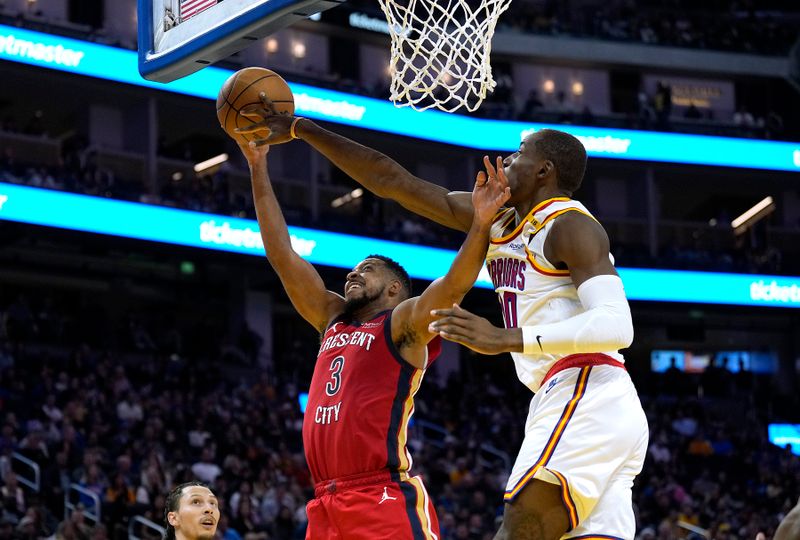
[430,212,634,356]
[235,96,474,232]
[240,141,344,333]
[391,157,510,368]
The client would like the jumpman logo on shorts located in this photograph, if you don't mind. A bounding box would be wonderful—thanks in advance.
[378,487,397,504]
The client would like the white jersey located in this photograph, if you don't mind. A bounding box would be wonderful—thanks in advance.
[486,197,624,393]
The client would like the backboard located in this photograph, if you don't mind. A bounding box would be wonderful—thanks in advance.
[138,0,345,83]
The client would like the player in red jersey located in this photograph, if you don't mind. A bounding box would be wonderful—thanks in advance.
[237,136,509,540]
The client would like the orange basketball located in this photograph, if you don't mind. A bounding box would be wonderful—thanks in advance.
[216,67,295,144]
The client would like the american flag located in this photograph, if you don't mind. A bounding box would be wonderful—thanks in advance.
[180,0,217,21]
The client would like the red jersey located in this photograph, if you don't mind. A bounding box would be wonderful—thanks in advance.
[302,309,441,483]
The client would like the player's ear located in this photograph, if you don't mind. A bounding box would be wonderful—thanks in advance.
[388,279,403,297]
[538,160,554,178]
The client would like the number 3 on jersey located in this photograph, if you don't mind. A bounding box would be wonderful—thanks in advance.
[501,291,518,328]
[326,355,345,396]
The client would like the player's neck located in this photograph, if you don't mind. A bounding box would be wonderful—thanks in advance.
[349,303,390,323]
[514,187,571,218]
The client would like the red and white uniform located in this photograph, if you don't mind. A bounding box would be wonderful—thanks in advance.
[487,197,649,540]
[303,309,441,540]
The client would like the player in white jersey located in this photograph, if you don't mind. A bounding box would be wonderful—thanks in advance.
[236,104,649,540]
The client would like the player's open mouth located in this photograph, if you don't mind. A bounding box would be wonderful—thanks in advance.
[200,519,215,526]
[346,282,363,293]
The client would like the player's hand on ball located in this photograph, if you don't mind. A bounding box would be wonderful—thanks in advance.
[236,93,295,146]
[428,304,507,355]
[472,155,510,225]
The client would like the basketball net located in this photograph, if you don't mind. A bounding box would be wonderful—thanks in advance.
[378,0,511,112]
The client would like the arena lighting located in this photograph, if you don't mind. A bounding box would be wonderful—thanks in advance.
[4,181,800,308]
[291,41,306,59]
[731,196,775,234]
[331,188,364,208]
[193,153,228,174]
[1,24,798,172]
[543,79,555,94]
[265,38,279,53]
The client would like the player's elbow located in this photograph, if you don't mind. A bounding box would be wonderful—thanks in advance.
[578,302,633,352]
[606,300,634,349]
[615,309,634,349]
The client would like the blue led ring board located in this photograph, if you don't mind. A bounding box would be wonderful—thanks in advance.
[138,0,345,82]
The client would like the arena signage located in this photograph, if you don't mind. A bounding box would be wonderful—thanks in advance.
[2,182,800,308]
[1,24,798,172]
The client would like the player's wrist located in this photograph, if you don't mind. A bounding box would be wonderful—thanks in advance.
[290,116,309,140]
[521,326,543,354]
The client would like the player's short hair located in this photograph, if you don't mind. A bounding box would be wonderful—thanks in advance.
[366,254,412,298]
[163,481,209,540]
[535,129,587,193]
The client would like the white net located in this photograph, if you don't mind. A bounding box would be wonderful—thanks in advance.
[377,0,512,112]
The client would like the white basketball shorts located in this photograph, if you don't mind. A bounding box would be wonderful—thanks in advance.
[504,363,649,540]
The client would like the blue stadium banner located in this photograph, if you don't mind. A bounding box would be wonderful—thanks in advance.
[2,182,800,308]
[768,424,800,455]
[0,24,798,172]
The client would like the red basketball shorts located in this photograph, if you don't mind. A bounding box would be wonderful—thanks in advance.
[306,471,440,540]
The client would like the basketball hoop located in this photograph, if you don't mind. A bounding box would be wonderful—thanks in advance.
[378,0,511,112]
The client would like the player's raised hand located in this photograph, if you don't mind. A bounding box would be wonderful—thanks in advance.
[428,303,508,355]
[236,93,295,145]
[237,140,270,166]
[472,155,510,225]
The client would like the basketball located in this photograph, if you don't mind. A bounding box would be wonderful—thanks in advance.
[216,67,295,144]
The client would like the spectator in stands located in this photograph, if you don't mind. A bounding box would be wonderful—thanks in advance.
[0,473,25,517]
[684,103,703,119]
[519,89,544,120]
[654,82,672,128]
[191,448,222,484]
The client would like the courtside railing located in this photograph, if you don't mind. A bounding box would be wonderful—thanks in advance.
[65,484,101,523]
[129,515,166,540]
[11,452,40,492]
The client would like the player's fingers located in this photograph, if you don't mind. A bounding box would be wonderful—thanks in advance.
[495,162,509,186]
[450,303,475,317]
[483,155,496,178]
[234,123,268,133]
[433,330,462,343]
[240,103,265,115]
[428,318,473,336]
[252,138,272,147]
[430,310,471,323]
[258,92,278,114]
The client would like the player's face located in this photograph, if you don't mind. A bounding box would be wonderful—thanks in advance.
[169,486,219,540]
[502,135,540,204]
[344,259,388,304]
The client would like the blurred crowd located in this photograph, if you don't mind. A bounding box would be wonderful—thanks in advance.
[0,288,798,539]
[499,0,798,56]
